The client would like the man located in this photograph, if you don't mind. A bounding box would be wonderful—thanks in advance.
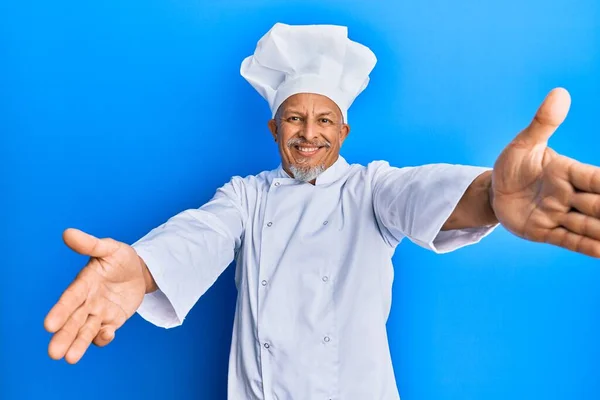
[44,23,600,399]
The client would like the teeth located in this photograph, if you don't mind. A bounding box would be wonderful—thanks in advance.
[298,147,319,152]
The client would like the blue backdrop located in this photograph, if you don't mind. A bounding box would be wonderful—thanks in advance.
[2,0,599,399]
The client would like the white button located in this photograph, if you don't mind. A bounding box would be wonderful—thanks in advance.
[324,336,331,343]
[264,342,270,348]
[323,221,328,225]
[267,222,273,227]
[322,276,329,282]
[261,280,268,286]
[274,182,280,186]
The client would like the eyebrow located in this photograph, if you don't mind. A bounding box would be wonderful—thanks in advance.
[316,111,334,117]
[284,110,335,117]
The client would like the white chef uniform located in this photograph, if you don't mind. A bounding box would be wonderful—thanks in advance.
[132,157,496,399]
[131,23,499,400]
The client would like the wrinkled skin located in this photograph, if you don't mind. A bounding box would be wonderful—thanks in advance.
[491,88,600,257]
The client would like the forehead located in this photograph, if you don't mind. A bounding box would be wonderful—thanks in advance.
[280,93,341,115]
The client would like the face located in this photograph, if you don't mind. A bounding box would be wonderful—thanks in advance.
[268,93,350,183]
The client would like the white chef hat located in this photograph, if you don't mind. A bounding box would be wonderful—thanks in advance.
[240,23,377,123]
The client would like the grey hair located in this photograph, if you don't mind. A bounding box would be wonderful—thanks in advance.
[289,164,326,182]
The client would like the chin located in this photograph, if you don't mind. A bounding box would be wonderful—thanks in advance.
[289,163,326,182]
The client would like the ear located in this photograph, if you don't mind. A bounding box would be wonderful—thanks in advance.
[268,119,278,142]
[339,123,350,145]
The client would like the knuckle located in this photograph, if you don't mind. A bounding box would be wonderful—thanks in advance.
[59,324,78,338]
[79,325,98,341]
[592,199,600,217]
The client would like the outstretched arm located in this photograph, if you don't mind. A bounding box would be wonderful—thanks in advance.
[442,88,600,258]
[440,169,497,231]
[131,177,247,328]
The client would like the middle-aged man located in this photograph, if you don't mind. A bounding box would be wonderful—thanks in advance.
[45,23,600,399]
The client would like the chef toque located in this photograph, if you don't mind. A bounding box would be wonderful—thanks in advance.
[240,23,377,123]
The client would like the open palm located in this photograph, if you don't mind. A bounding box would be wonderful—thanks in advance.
[44,228,147,363]
[492,88,600,257]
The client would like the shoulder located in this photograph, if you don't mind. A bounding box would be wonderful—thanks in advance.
[217,167,278,205]
[346,159,397,182]
[227,168,276,191]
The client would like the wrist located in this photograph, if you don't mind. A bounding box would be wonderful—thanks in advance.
[139,256,158,294]
[488,176,496,221]
[466,169,498,227]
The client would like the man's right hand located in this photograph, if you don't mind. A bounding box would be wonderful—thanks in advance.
[44,228,154,364]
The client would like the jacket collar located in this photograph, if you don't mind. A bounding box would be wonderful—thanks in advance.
[275,155,350,186]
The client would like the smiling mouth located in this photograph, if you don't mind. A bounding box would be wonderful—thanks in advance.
[293,145,326,157]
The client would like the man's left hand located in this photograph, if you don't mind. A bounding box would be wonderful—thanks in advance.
[491,87,600,257]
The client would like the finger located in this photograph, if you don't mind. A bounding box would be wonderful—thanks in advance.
[65,314,102,364]
[559,211,600,242]
[568,161,600,194]
[44,276,89,333]
[544,226,600,258]
[47,302,90,360]
[514,88,571,146]
[571,192,600,218]
[92,326,116,348]
[63,228,120,258]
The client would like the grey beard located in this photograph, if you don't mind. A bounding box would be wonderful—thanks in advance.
[289,163,326,182]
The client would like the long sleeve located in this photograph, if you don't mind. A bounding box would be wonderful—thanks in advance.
[372,161,498,253]
[131,177,247,328]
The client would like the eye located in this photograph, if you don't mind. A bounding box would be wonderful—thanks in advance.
[287,116,302,122]
[320,118,332,124]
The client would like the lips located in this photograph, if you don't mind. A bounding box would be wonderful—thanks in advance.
[294,145,324,157]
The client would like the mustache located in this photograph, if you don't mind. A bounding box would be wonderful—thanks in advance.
[286,137,331,148]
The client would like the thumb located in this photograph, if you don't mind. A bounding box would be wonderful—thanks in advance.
[514,87,571,146]
[62,228,120,258]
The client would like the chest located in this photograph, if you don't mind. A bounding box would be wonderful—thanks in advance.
[238,180,382,280]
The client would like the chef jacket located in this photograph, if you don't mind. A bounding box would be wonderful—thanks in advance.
[131,156,497,400]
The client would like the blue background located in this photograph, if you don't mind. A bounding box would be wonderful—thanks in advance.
[2,0,599,399]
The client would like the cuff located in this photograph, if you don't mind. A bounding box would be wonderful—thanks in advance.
[409,166,498,253]
[132,244,185,329]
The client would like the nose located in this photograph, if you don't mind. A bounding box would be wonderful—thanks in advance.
[299,119,319,142]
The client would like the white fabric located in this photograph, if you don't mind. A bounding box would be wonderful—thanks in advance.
[240,23,377,122]
[132,157,498,400]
